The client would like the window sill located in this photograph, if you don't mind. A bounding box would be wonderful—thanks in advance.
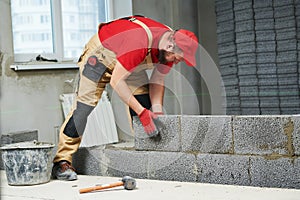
[10,62,78,71]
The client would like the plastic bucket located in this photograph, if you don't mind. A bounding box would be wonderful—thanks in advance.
[1,140,55,186]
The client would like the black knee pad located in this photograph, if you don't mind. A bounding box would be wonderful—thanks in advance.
[64,102,95,138]
[82,55,107,82]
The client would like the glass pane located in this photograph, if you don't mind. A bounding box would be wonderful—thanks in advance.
[11,0,53,54]
[61,0,107,59]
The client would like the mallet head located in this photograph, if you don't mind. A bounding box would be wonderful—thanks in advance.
[121,176,136,190]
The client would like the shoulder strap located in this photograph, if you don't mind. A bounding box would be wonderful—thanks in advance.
[128,17,153,54]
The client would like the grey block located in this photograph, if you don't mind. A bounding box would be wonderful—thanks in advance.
[237,53,256,65]
[241,108,261,115]
[256,30,275,41]
[259,85,278,97]
[258,74,278,86]
[250,157,300,189]
[220,65,238,76]
[239,86,259,97]
[219,52,236,59]
[181,116,232,153]
[237,41,255,54]
[73,147,102,176]
[148,152,196,182]
[280,96,300,108]
[292,116,300,155]
[1,130,38,145]
[216,10,234,24]
[253,0,273,8]
[281,108,300,114]
[238,75,258,86]
[256,41,276,53]
[217,32,235,44]
[238,64,257,75]
[274,5,295,18]
[100,149,148,178]
[233,116,292,155]
[197,154,250,186]
[277,74,298,86]
[236,31,255,43]
[235,20,254,33]
[226,96,241,107]
[257,63,277,75]
[255,19,274,30]
[134,115,181,152]
[215,0,233,13]
[275,16,295,29]
[217,21,235,33]
[273,0,294,7]
[224,85,240,97]
[260,108,281,115]
[226,108,242,115]
[219,56,237,66]
[234,0,252,11]
[277,39,297,52]
[256,52,276,64]
[260,97,280,108]
[278,85,299,96]
[240,97,260,107]
[254,7,273,19]
[276,51,297,63]
[276,28,296,40]
[277,62,297,74]
[223,76,239,86]
[234,9,254,22]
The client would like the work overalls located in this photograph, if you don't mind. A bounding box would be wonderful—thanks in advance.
[53,18,155,164]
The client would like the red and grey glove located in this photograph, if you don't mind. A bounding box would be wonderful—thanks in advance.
[138,108,161,137]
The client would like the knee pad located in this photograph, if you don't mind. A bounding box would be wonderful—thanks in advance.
[64,102,94,138]
[82,55,107,82]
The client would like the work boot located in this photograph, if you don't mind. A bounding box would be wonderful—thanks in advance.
[51,161,77,181]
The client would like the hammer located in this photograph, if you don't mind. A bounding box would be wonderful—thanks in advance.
[79,176,136,194]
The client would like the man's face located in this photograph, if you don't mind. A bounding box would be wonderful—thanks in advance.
[158,50,184,65]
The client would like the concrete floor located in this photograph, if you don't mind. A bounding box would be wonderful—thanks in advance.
[1,170,300,200]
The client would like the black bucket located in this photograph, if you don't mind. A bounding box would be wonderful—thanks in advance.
[1,140,55,185]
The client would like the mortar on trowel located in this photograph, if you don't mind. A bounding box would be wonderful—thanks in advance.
[0,140,55,186]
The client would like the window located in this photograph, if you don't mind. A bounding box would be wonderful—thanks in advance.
[11,0,109,63]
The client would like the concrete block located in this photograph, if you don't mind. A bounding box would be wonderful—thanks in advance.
[275,16,295,30]
[222,76,239,87]
[239,86,259,97]
[277,39,297,52]
[255,19,274,30]
[260,108,281,115]
[236,41,255,54]
[234,0,252,11]
[224,85,240,97]
[254,7,273,19]
[256,41,276,53]
[238,75,258,86]
[237,53,256,65]
[217,21,235,33]
[281,108,300,115]
[256,52,276,64]
[148,152,196,182]
[277,74,298,86]
[273,0,294,7]
[241,108,260,115]
[276,51,297,63]
[257,63,277,75]
[220,65,238,76]
[197,154,250,186]
[253,0,273,8]
[217,32,235,44]
[250,157,300,189]
[226,108,242,115]
[219,55,237,66]
[219,52,236,59]
[235,20,254,33]
[277,62,298,74]
[278,85,299,96]
[100,149,148,178]
[291,116,300,155]
[226,96,241,107]
[274,5,295,18]
[233,116,293,155]
[216,10,234,24]
[236,31,255,43]
[259,85,278,97]
[238,64,257,75]
[240,97,260,107]
[260,97,280,108]
[276,28,296,40]
[258,74,278,86]
[215,0,233,13]
[134,115,181,152]
[181,116,232,153]
[1,130,38,145]
[234,9,254,22]
[256,30,275,41]
[280,96,300,108]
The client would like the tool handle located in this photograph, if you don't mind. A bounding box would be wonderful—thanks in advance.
[79,182,124,194]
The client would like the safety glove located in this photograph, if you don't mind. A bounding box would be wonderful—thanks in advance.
[138,108,165,138]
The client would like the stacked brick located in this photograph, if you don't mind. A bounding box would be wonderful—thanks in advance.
[215,0,241,115]
[215,0,300,114]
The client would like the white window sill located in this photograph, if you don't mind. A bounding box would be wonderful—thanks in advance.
[10,62,78,71]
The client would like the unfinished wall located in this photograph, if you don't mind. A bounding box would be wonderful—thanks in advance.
[215,0,300,115]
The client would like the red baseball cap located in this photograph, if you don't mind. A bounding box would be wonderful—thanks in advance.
[174,29,199,67]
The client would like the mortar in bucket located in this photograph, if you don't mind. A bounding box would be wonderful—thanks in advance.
[1,140,55,185]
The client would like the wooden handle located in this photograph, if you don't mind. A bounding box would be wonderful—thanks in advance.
[79,182,124,194]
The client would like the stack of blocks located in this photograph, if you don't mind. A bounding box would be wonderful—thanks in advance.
[73,115,300,189]
[215,0,300,115]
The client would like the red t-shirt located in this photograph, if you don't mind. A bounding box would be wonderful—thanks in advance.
[98,16,173,74]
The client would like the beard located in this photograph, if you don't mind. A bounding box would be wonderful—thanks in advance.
[158,50,168,64]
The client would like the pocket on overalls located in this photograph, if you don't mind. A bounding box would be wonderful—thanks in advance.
[82,56,107,82]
